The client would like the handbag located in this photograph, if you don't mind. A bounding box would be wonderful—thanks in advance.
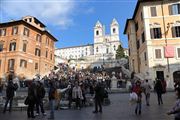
[24,96,29,105]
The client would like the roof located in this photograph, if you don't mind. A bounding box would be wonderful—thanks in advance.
[0,19,58,42]
[22,16,46,28]
[56,44,94,50]
[124,0,164,34]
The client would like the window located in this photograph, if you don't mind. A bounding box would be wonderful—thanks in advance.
[46,37,49,45]
[23,27,29,36]
[135,22,139,31]
[29,18,32,22]
[46,50,48,58]
[172,26,180,37]
[106,48,109,53]
[136,40,140,49]
[23,43,27,52]
[113,28,116,33]
[141,32,145,43]
[20,59,27,68]
[12,26,18,35]
[141,12,143,21]
[36,34,41,42]
[155,49,162,59]
[9,42,16,51]
[150,7,157,17]
[150,27,162,39]
[35,63,38,70]
[170,4,180,15]
[50,53,52,60]
[177,48,180,58]
[114,45,116,51]
[0,29,6,36]
[8,59,15,70]
[0,43,3,52]
[35,48,41,56]
[96,30,99,36]
[144,52,147,61]
[96,47,98,52]
[129,48,131,56]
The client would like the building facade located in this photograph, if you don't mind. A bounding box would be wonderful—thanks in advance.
[124,0,180,88]
[55,19,124,69]
[0,16,57,79]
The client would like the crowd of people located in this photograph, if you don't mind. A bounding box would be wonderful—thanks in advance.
[1,63,180,120]
[1,64,114,119]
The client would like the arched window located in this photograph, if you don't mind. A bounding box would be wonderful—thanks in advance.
[113,28,116,33]
[114,45,116,50]
[96,30,99,36]
[0,41,4,52]
[9,42,16,51]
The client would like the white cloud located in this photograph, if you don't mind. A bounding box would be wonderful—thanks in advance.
[84,7,94,14]
[1,0,76,29]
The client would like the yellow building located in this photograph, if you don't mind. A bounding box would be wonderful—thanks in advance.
[124,0,180,88]
[0,16,57,79]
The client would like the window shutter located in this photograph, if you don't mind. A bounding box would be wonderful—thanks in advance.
[159,50,162,58]
[14,43,16,51]
[178,4,180,14]
[155,49,158,58]
[168,5,172,15]
[178,48,180,58]
[159,28,162,38]
[172,27,176,37]
[150,28,154,39]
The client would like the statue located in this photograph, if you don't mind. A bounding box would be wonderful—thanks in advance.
[111,72,117,89]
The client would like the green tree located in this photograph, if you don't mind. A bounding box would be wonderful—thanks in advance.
[116,45,125,59]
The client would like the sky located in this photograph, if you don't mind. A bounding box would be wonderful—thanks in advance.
[0,0,137,49]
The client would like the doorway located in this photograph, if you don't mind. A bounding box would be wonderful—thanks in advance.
[173,71,180,82]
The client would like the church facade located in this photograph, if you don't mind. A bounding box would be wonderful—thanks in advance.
[55,19,126,69]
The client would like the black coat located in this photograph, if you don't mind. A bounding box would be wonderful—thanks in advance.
[6,81,16,98]
[154,80,163,93]
[28,83,37,102]
[94,83,104,100]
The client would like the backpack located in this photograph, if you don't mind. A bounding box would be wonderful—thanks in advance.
[14,83,18,91]
[161,81,167,94]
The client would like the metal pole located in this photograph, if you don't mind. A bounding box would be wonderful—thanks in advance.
[161,1,170,73]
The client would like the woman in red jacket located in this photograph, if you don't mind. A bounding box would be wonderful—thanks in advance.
[132,80,143,115]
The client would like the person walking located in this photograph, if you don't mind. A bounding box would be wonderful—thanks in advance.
[36,81,46,116]
[72,81,83,110]
[3,71,18,113]
[48,80,56,119]
[93,81,103,113]
[27,81,37,118]
[132,80,142,115]
[154,79,163,105]
[142,79,151,106]
[167,87,180,120]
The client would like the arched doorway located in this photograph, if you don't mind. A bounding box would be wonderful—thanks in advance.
[173,71,180,82]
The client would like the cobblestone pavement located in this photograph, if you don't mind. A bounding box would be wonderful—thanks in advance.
[0,92,176,120]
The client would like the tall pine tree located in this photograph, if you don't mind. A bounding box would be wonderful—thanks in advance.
[116,45,125,59]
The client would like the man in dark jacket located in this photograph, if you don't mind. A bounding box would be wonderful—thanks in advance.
[36,81,46,116]
[3,72,17,113]
[27,81,37,118]
[154,79,163,105]
[93,81,103,113]
[3,80,17,113]
[48,80,56,119]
